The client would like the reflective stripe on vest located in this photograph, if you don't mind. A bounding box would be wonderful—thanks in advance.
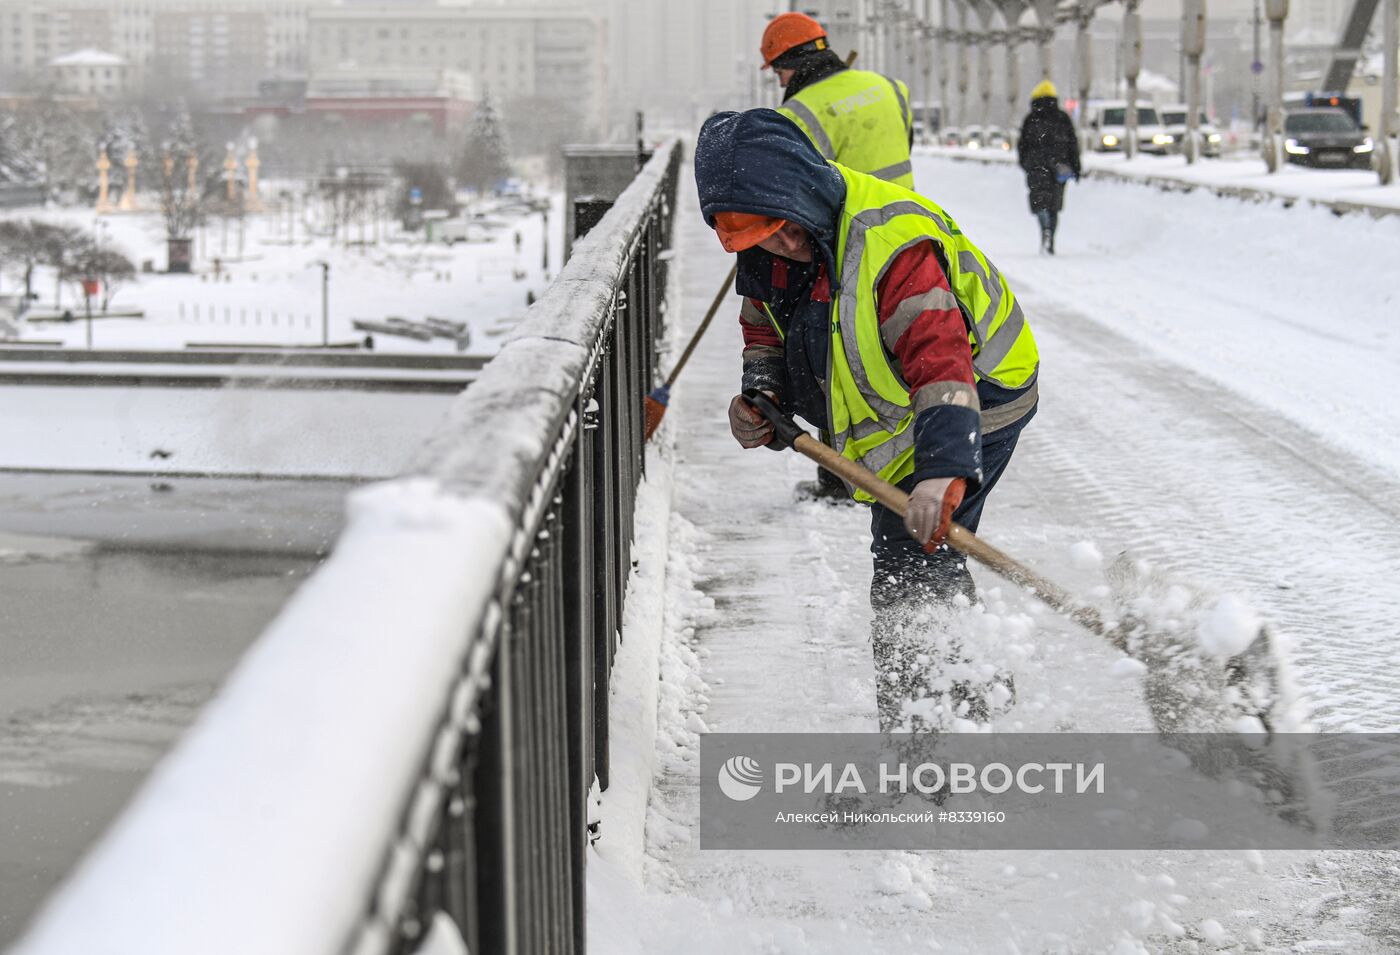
[881,73,912,137]
[869,158,914,182]
[825,163,1039,496]
[778,69,915,189]
[781,99,836,159]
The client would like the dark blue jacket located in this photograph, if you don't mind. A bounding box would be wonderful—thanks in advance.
[695,109,844,431]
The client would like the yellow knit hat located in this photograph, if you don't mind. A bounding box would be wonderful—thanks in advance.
[1030,79,1057,100]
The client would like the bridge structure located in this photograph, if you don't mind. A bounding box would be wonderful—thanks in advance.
[858,0,1398,182]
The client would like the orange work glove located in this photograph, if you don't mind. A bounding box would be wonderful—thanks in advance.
[904,477,967,551]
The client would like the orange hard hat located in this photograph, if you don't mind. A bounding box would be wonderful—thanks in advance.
[761,12,827,69]
[714,211,785,252]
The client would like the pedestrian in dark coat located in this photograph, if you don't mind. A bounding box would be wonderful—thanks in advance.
[1017,80,1080,254]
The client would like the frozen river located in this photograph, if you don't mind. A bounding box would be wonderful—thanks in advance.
[0,472,345,946]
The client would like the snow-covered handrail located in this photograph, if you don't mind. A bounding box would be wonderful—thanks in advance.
[11,138,681,955]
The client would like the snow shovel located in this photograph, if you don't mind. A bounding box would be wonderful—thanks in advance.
[741,390,1324,823]
[644,262,737,441]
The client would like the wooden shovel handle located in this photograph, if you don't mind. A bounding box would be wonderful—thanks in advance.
[790,433,1117,645]
[664,262,737,388]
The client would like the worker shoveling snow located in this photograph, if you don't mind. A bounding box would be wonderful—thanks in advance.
[744,390,1330,828]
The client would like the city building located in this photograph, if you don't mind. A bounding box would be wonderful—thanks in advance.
[0,1,63,82]
[306,5,607,137]
[47,47,130,97]
[298,66,476,135]
[0,0,328,98]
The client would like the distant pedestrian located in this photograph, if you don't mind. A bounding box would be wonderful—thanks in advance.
[1017,80,1080,255]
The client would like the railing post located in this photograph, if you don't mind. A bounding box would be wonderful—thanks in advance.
[563,404,596,952]
[591,351,618,791]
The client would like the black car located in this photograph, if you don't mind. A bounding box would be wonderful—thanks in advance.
[1283,108,1374,169]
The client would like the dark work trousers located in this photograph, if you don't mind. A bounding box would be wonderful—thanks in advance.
[867,425,1024,731]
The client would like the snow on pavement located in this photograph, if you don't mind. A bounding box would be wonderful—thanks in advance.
[586,155,1400,951]
[925,143,1400,212]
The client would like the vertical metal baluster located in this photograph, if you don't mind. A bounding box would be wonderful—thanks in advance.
[528,561,552,954]
[453,738,480,954]
[563,405,594,952]
[548,507,573,954]
[538,521,563,954]
[479,613,516,955]
[614,284,633,613]
[515,586,542,955]
[591,351,616,791]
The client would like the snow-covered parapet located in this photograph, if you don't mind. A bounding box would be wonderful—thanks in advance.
[12,139,682,955]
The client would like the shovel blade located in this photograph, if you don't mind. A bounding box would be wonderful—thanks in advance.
[1106,556,1329,829]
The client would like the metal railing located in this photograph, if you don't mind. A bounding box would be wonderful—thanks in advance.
[383,137,679,955]
[12,138,680,955]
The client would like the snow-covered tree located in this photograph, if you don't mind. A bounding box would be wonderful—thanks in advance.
[0,114,44,186]
[77,245,136,311]
[393,160,458,227]
[7,95,100,196]
[157,102,209,240]
[0,219,85,303]
[456,89,511,194]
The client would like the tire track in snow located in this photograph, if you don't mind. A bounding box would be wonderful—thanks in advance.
[1015,292,1400,732]
[991,282,1400,952]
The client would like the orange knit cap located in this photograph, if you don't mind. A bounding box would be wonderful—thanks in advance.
[713,211,785,252]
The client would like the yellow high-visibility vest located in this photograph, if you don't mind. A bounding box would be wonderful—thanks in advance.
[758,164,1038,501]
[778,68,915,189]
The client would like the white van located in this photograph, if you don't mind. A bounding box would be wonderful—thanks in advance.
[1088,101,1171,154]
[1158,104,1223,157]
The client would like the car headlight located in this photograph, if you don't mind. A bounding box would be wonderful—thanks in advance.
[968,140,980,149]
[1152,134,1172,146]
[1284,138,1309,155]
[1355,138,1374,153]
[1102,134,1119,147]
[1207,133,1221,143]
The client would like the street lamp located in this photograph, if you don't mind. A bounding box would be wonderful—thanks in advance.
[541,205,550,274]
[309,259,330,347]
